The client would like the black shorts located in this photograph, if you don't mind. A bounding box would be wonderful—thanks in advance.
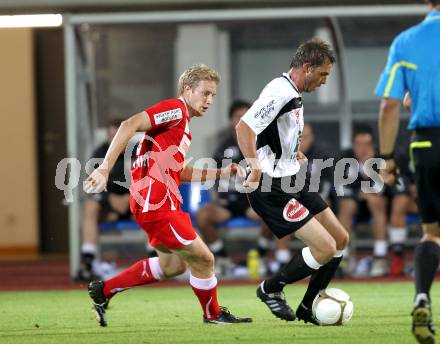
[411,128,440,223]
[247,173,328,239]
[89,192,132,219]
[338,175,411,201]
[217,195,250,217]
[224,201,249,217]
[384,175,411,198]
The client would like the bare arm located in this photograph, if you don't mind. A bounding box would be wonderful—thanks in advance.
[378,97,401,185]
[235,119,262,189]
[180,164,242,182]
[102,112,151,171]
[378,98,401,155]
[84,111,151,193]
[181,165,220,182]
[235,120,260,170]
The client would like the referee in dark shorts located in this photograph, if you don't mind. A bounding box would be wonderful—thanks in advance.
[376,1,440,343]
[236,38,348,325]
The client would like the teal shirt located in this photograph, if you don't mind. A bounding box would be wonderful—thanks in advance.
[375,10,440,129]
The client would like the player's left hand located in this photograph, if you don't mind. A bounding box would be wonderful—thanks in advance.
[380,158,400,186]
[84,166,109,193]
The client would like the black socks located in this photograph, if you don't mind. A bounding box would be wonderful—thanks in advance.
[301,256,343,308]
[415,240,440,297]
[264,250,316,293]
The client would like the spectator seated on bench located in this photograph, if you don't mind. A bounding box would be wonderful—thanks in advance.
[77,119,131,282]
[335,125,418,277]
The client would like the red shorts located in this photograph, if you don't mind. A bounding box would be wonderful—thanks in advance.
[134,211,197,251]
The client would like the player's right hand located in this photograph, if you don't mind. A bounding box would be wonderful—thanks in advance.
[220,163,246,178]
[297,150,308,164]
[243,168,262,193]
[84,166,109,194]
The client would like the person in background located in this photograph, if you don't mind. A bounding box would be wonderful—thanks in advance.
[299,122,333,204]
[78,119,130,281]
[387,149,418,277]
[336,125,389,277]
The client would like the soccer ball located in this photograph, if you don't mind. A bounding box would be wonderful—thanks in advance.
[312,288,354,326]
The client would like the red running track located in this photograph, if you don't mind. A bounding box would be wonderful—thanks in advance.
[0,255,423,292]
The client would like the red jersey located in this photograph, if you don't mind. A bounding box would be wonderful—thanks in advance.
[130,98,191,218]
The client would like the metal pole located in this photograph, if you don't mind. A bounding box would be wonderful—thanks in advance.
[69,5,427,25]
[329,17,352,149]
[64,16,81,279]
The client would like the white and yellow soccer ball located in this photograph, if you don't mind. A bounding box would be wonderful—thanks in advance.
[312,288,354,326]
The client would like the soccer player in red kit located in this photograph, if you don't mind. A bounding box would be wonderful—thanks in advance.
[84,65,252,326]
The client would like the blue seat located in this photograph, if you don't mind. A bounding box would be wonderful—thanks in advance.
[222,216,259,229]
[98,182,262,233]
[98,182,210,232]
[179,182,259,230]
[179,182,211,220]
[405,213,420,225]
[352,213,421,226]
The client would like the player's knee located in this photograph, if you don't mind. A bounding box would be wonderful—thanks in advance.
[342,230,350,248]
[199,250,215,268]
[322,239,337,260]
[337,230,349,250]
[313,239,336,263]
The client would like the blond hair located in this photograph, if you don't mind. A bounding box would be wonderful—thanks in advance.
[177,64,220,95]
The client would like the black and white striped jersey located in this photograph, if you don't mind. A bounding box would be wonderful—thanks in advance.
[241,72,304,178]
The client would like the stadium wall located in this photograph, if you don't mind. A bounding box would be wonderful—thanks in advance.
[0,28,39,256]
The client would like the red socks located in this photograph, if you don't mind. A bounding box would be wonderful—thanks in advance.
[103,257,162,299]
[190,274,221,320]
[102,259,221,320]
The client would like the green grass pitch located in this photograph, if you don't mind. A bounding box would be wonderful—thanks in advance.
[0,281,438,344]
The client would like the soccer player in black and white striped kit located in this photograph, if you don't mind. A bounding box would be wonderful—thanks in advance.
[236,38,349,325]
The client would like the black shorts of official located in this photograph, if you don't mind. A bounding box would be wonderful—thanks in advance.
[89,191,132,220]
[247,173,328,239]
[411,128,440,223]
